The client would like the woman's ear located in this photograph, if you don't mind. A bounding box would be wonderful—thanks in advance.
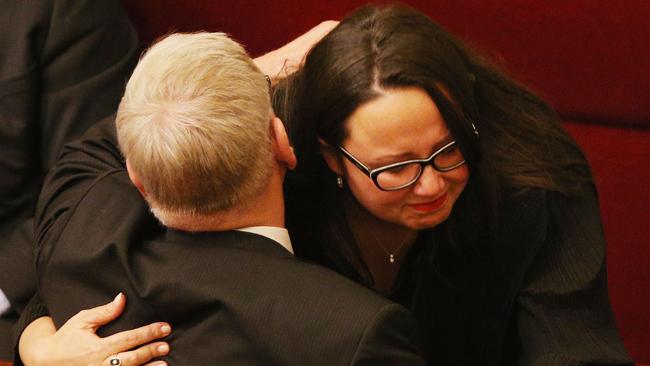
[271,117,297,170]
[318,137,344,175]
[125,160,147,197]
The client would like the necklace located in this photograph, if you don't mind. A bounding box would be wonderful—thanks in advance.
[368,228,411,264]
[351,203,414,264]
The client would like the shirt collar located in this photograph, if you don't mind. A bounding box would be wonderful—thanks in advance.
[236,226,293,254]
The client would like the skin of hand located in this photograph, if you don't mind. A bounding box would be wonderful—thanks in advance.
[253,20,339,85]
[19,293,171,366]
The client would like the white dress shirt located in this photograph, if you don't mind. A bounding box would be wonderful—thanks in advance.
[237,226,293,254]
[0,289,10,315]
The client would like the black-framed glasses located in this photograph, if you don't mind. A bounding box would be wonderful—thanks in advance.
[338,140,466,191]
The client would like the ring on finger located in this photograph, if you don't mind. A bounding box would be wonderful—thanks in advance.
[109,354,121,365]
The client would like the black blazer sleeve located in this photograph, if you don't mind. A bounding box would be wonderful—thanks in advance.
[34,116,125,275]
[514,189,632,366]
[11,294,49,366]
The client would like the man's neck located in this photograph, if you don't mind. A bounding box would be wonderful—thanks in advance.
[166,174,286,233]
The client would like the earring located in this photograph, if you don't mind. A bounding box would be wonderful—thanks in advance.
[336,176,344,189]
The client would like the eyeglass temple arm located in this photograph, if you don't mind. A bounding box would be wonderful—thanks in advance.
[338,146,372,175]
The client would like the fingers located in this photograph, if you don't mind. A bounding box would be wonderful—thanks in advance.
[68,293,126,329]
[252,20,338,82]
[103,322,172,355]
[293,20,339,52]
[310,20,339,40]
[102,342,169,366]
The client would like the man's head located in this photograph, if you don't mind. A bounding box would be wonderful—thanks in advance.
[116,32,295,228]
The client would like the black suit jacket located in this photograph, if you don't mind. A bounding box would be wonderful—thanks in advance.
[33,117,425,365]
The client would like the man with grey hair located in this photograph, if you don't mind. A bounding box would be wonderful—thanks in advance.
[116,32,287,230]
[23,32,426,365]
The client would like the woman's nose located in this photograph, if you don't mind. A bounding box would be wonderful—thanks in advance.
[413,165,445,196]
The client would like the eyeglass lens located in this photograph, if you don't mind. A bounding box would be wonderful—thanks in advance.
[375,143,464,190]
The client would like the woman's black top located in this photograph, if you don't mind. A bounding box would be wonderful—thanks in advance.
[287,182,632,366]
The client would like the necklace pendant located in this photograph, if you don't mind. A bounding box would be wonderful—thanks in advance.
[389,254,395,263]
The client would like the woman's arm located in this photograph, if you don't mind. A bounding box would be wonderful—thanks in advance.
[19,294,170,366]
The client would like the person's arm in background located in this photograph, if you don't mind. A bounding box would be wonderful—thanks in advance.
[0,1,138,354]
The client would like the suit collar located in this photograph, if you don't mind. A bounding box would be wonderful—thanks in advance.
[237,226,293,254]
[162,229,293,258]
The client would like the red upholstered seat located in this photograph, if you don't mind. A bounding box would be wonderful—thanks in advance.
[122,0,650,362]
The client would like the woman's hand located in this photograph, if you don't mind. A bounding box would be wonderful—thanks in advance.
[253,20,339,85]
[19,293,171,366]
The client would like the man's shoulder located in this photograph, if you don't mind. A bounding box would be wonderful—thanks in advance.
[288,256,391,305]
[151,230,399,328]
[218,231,394,308]
[157,229,392,309]
[159,234,420,365]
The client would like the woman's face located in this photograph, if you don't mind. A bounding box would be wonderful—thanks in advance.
[327,87,470,231]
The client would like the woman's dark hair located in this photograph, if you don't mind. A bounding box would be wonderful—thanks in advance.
[273,2,592,310]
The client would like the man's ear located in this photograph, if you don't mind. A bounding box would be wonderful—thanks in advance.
[317,137,344,175]
[270,117,297,170]
[125,160,147,197]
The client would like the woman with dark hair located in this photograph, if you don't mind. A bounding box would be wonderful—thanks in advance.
[17,5,631,366]
[274,5,630,365]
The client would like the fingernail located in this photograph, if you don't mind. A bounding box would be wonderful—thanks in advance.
[113,293,123,304]
[157,343,170,354]
[161,324,172,334]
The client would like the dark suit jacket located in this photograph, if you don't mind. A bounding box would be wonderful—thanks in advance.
[33,117,425,365]
[0,0,137,357]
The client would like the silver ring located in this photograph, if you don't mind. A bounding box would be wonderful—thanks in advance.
[109,354,121,365]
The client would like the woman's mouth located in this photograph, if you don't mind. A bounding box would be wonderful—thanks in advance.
[409,193,447,212]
